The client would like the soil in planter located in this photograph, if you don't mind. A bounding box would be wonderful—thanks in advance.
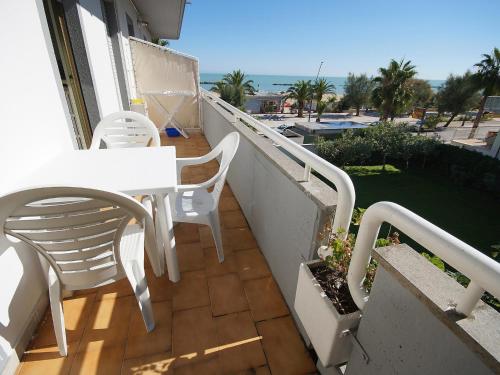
[310,264,358,315]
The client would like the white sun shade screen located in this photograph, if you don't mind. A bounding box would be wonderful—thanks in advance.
[129,37,201,131]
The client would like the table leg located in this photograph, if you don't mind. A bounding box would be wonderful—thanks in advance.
[156,193,180,282]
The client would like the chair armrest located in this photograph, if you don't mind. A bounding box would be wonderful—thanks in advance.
[176,155,214,183]
[176,183,205,192]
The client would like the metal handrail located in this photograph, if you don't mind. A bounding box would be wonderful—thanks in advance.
[347,201,500,316]
[202,88,356,235]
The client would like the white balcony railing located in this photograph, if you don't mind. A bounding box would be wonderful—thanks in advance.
[201,89,356,236]
[348,201,500,316]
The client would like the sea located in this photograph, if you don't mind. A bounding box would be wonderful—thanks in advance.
[200,73,445,95]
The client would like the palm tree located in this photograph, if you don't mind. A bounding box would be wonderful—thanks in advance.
[436,72,480,127]
[210,81,226,94]
[471,48,500,134]
[344,73,373,116]
[372,59,417,120]
[315,101,327,122]
[211,82,244,107]
[210,70,255,108]
[222,69,256,95]
[286,80,312,118]
[311,78,335,121]
[313,78,336,103]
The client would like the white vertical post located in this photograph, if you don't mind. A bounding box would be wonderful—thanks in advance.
[303,164,311,181]
[455,281,484,316]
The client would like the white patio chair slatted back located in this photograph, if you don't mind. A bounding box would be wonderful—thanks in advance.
[0,186,157,356]
[90,111,160,149]
[170,132,240,262]
[5,197,128,288]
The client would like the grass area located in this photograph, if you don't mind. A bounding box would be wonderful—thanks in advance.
[344,165,500,259]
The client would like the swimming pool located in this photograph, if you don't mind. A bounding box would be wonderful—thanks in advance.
[319,121,368,130]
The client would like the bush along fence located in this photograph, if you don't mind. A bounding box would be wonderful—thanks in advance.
[315,121,500,193]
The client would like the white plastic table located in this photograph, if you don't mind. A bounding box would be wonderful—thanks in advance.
[15,147,181,282]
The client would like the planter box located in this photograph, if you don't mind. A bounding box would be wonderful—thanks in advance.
[294,260,361,367]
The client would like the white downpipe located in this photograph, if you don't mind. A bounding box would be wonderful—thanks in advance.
[202,89,355,235]
[347,201,500,316]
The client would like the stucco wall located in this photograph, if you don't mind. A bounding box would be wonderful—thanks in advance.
[0,1,77,373]
[202,97,337,310]
[115,0,152,100]
[346,244,500,375]
[78,0,122,117]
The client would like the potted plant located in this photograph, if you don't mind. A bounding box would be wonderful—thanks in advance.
[294,213,398,367]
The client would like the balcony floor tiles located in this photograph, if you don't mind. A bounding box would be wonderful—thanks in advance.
[16,133,315,375]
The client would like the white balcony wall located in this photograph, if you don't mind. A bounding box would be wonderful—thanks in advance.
[202,97,336,313]
[78,0,122,116]
[346,244,499,374]
[114,0,152,101]
[0,1,77,373]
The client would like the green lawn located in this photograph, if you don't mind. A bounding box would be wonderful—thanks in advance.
[344,165,500,259]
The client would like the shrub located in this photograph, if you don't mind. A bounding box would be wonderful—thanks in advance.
[315,121,500,193]
[433,144,500,192]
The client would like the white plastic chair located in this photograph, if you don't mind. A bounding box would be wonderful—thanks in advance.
[0,186,161,356]
[161,132,240,262]
[90,111,160,149]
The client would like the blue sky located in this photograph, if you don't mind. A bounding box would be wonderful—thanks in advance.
[169,0,499,80]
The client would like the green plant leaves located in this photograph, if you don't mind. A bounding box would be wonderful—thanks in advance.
[421,252,445,271]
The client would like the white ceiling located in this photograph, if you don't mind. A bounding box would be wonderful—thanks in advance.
[133,0,186,39]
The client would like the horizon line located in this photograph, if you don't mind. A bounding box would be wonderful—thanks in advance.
[199,71,447,81]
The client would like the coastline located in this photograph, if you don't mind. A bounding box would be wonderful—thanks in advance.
[200,73,445,95]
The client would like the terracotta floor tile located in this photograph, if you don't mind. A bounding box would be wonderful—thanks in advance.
[70,341,125,375]
[188,174,210,185]
[214,312,266,374]
[256,316,316,375]
[235,249,271,281]
[124,301,172,359]
[177,242,205,272]
[234,366,271,375]
[205,168,220,181]
[208,274,249,316]
[19,134,317,375]
[219,197,240,212]
[73,288,97,297]
[197,150,213,159]
[18,341,78,375]
[122,352,175,374]
[221,210,247,229]
[174,223,200,244]
[173,357,219,375]
[185,165,208,177]
[199,226,216,249]
[96,278,133,300]
[221,185,234,198]
[223,228,258,252]
[146,269,174,302]
[243,277,289,322]
[79,296,134,347]
[172,307,218,367]
[204,248,237,277]
[29,294,96,349]
[205,159,220,169]
[172,270,210,311]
